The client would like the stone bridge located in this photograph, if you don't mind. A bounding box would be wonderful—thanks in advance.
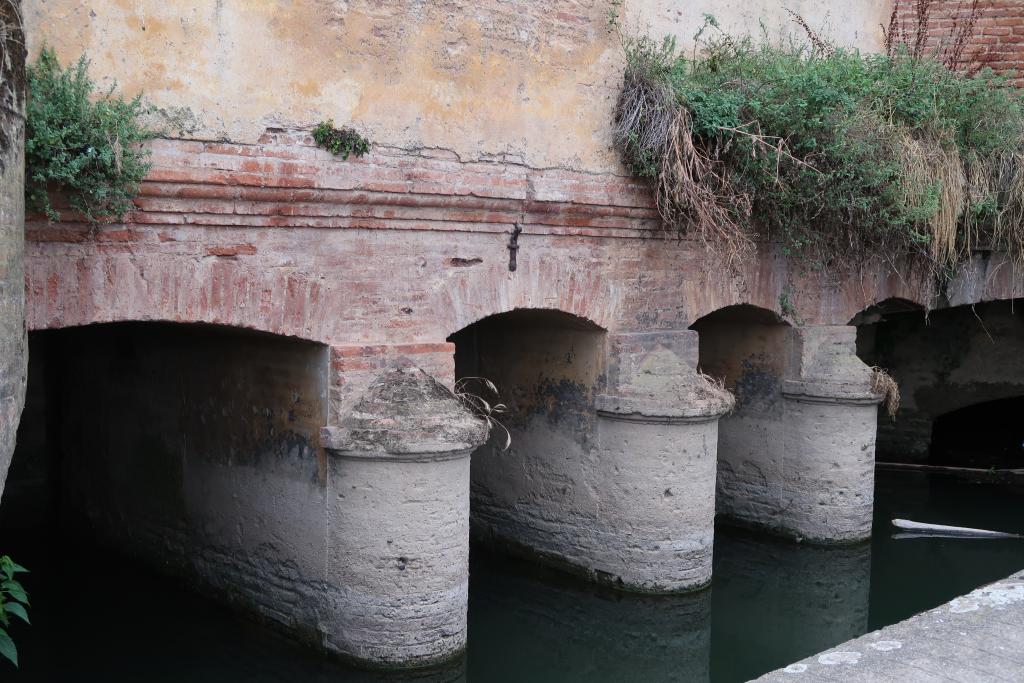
[4,0,1024,671]
[10,133,1023,667]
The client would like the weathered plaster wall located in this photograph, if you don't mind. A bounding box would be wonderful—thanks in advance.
[857,299,1024,463]
[0,0,27,503]
[23,323,331,645]
[23,0,888,172]
[0,334,54,530]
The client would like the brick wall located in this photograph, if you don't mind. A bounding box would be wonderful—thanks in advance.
[893,0,1024,85]
[22,135,1024,422]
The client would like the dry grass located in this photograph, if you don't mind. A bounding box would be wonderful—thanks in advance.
[692,370,736,414]
[993,143,1024,269]
[658,108,754,262]
[453,376,512,450]
[870,366,901,419]
[895,130,967,269]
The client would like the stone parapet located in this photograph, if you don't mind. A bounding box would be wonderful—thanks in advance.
[756,570,1024,681]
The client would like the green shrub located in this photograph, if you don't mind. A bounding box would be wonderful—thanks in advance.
[311,119,370,159]
[613,18,1024,279]
[0,556,29,668]
[26,47,156,222]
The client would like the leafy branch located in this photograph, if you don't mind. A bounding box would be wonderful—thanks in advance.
[26,46,156,222]
[311,119,370,159]
[0,556,30,668]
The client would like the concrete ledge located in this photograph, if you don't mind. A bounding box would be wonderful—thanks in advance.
[781,380,881,405]
[756,569,1024,682]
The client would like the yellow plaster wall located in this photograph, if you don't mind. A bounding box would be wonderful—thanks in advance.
[25,0,890,172]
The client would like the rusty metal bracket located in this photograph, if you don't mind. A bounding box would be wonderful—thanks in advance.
[508,222,522,272]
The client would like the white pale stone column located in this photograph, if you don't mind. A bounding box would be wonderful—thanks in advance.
[320,363,489,668]
[779,325,881,543]
[593,331,733,592]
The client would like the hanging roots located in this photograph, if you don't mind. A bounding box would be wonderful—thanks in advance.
[614,66,754,264]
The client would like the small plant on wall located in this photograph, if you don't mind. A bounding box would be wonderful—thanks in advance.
[26,47,156,222]
[311,119,370,159]
[0,555,29,668]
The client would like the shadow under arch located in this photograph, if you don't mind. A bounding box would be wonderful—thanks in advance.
[854,296,1024,464]
[446,307,609,573]
[847,296,926,327]
[27,314,326,345]
[2,320,330,638]
[931,397,1024,468]
[688,304,793,530]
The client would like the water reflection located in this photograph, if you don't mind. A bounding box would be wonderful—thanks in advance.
[467,549,711,683]
[711,528,871,682]
[6,471,1024,682]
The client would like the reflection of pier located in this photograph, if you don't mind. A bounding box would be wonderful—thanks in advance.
[467,550,712,683]
[712,528,872,681]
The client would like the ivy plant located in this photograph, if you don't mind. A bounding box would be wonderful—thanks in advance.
[26,47,156,222]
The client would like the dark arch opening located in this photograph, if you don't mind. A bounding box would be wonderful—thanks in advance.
[931,397,1024,469]
[847,297,925,327]
[689,304,790,409]
[688,305,791,529]
[0,321,330,651]
[446,308,606,566]
[854,298,1024,465]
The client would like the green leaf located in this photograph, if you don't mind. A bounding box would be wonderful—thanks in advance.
[1,584,28,605]
[4,604,28,625]
[0,630,17,667]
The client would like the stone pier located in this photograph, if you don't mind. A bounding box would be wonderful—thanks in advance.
[456,320,733,593]
[321,364,489,667]
[694,313,881,544]
[593,330,733,591]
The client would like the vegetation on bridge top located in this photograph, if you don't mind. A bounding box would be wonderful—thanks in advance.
[26,47,156,223]
[613,5,1024,284]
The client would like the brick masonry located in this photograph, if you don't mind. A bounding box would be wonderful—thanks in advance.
[893,0,1024,85]
[22,135,1024,419]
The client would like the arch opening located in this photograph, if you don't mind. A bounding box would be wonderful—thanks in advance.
[931,397,1024,469]
[447,308,607,570]
[689,305,792,530]
[854,298,1024,466]
[0,321,330,638]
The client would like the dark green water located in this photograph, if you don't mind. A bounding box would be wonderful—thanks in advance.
[3,470,1023,682]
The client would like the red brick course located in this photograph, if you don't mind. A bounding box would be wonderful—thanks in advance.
[23,136,1024,418]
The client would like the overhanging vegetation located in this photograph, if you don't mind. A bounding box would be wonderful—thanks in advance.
[613,10,1024,283]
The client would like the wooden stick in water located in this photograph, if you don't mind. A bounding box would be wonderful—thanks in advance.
[892,518,1023,539]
